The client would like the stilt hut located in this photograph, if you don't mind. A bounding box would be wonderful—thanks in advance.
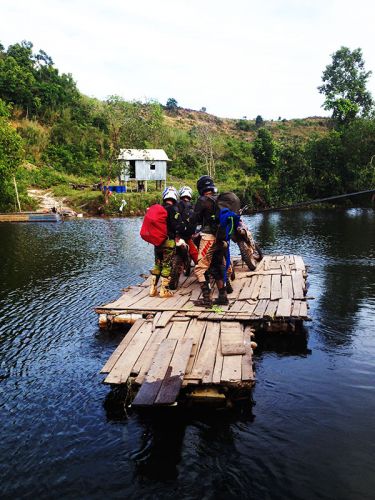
[117,149,170,192]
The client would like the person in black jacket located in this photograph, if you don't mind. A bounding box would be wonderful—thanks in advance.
[192,175,227,307]
[176,186,198,264]
[150,186,180,298]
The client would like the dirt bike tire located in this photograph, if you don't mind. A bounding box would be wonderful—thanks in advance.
[238,240,257,271]
[169,254,184,290]
[253,243,263,262]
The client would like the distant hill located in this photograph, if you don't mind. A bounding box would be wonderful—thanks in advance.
[164,107,330,141]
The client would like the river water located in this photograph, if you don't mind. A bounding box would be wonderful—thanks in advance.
[0,209,374,500]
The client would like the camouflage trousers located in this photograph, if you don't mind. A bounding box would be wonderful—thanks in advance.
[194,233,217,283]
[151,238,176,278]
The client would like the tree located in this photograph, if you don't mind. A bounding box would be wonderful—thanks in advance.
[252,128,278,183]
[166,97,178,111]
[0,99,24,209]
[255,115,264,128]
[318,47,374,126]
[190,125,223,178]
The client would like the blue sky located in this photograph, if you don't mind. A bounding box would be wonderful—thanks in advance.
[2,0,375,119]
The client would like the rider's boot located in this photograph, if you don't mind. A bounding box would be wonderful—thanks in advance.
[149,275,159,297]
[159,277,174,298]
[200,282,212,308]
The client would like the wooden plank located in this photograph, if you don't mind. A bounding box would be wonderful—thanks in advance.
[100,319,145,373]
[291,300,301,317]
[253,299,269,317]
[286,255,295,265]
[212,335,224,384]
[220,322,245,355]
[269,260,282,270]
[238,276,257,300]
[190,322,220,383]
[155,310,176,327]
[246,270,283,277]
[104,321,154,384]
[167,321,189,340]
[251,275,263,299]
[182,378,201,387]
[281,275,293,299]
[122,287,151,308]
[262,255,272,271]
[154,338,194,405]
[242,326,254,381]
[229,298,246,312]
[190,286,202,301]
[185,311,201,318]
[221,354,242,382]
[182,274,198,287]
[102,286,145,309]
[276,298,292,317]
[299,301,308,318]
[259,274,272,299]
[244,275,260,299]
[227,277,246,300]
[291,270,305,299]
[132,323,172,380]
[159,292,184,308]
[281,263,290,275]
[264,300,278,318]
[294,255,305,271]
[243,300,258,315]
[133,293,166,310]
[184,319,207,375]
[132,338,178,406]
[270,274,282,300]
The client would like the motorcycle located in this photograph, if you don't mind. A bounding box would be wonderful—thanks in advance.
[231,206,263,271]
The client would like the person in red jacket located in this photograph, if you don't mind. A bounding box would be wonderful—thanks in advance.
[150,186,180,298]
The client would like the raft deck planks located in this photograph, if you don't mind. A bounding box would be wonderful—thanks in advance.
[98,255,309,406]
[96,255,309,324]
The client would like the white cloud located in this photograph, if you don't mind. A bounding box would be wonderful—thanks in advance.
[1,0,374,118]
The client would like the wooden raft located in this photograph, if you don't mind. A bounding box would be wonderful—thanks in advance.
[98,255,309,406]
[101,317,255,406]
[96,255,309,325]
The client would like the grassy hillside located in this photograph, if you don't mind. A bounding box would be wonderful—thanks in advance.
[165,108,329,141]
[1,41,373,215]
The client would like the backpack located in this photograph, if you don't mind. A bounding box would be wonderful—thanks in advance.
[177,200,195,238]
[214,193,241,283]
[215,192,241,241]
[140,204,168,246]
[216,192,241,214]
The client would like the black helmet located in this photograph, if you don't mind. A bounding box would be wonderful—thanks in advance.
[197,175,216,196]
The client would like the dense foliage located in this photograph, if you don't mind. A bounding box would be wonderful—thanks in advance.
[0,40,374,212]
[318,47,374,126]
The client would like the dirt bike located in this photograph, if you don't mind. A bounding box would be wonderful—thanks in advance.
[231,207,263,271]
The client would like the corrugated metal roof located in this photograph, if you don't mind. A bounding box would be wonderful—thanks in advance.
[117,149,171,161]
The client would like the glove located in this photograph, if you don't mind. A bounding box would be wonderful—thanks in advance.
[175,237,187,247]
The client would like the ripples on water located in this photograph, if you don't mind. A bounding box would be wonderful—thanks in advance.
[0,209,374,499]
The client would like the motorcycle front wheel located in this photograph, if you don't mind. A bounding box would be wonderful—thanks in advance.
[238,240,258,271]
[253,243,263,262]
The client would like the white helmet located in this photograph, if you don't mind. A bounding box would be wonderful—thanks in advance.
[162,186,178,202]
[179,186,193,199]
